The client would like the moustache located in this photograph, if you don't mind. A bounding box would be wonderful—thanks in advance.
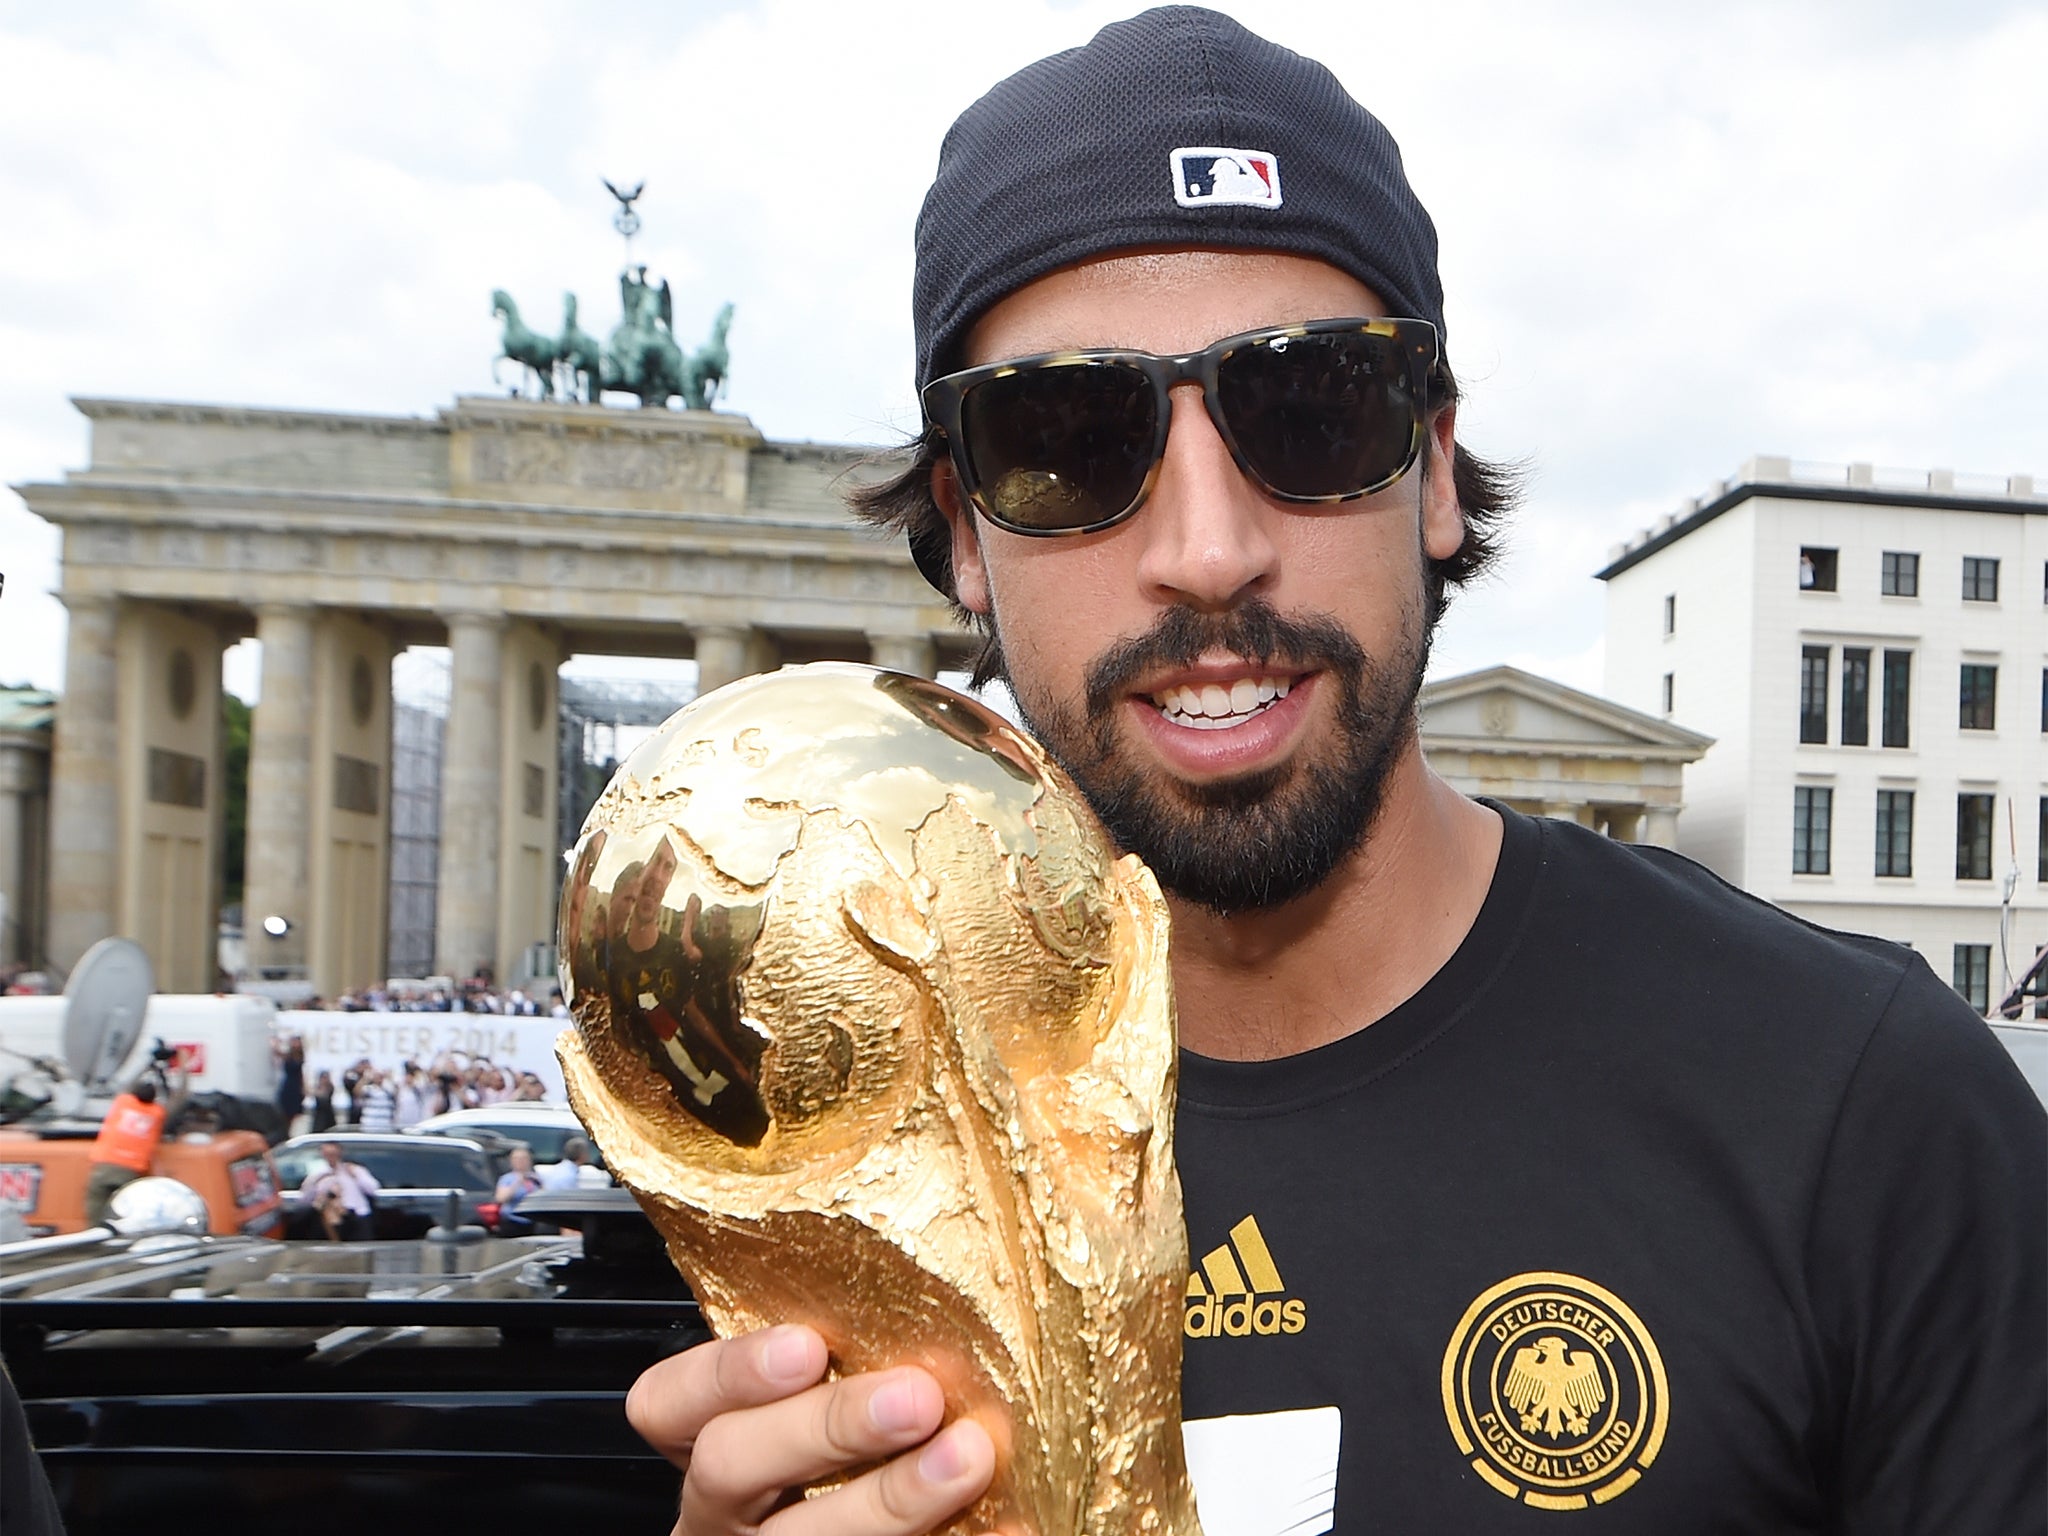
[1082,599,1368,721]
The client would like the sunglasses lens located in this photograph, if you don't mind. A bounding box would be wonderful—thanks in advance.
[1217,331,1420,499]
[959,362,1159,531]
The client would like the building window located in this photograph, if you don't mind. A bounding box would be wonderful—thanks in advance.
[1953,944,1991,1012]
[1793,786,1833,874]
[1882,650,1912,748]
[1800,645,1830,743]
[1875,789,1914,877]
[1662,594,1675,636]
[2040,796,2048,883]
[1962,556,1999,602]
[2040,668,2046,732]
[1881,551,1919,597]
[1959,664,1998,731]
[1841,648,1870,746]
[1956,793,1995,880]
[1800,547,1838,591]
[1661,672,1674,714]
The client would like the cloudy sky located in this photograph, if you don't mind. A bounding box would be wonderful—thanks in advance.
[1,0,2041,702]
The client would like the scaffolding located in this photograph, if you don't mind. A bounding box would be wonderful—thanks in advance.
[556,675,698,854]
[375,662,696,981]
[386,651,451,979]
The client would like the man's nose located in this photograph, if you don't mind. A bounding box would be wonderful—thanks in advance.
[1131,383,1280,609]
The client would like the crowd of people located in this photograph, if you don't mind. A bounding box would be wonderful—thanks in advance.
[314,978,569,1017]
[272,1037,552,1135]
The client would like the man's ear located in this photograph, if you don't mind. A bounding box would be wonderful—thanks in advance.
[1420,403,1464,564]
[933,459,992,615]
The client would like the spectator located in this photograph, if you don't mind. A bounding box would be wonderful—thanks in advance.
[493,1146,543,1233]
[393,1063,429,1129]
[339,1058,366,1121]
[273,1035,306,1128]
[301,1141,379,1242]
[308,1070,338,1133]
[83,1070,187,1226]
[354,1068,396,1133]
[538,1135,612,1191]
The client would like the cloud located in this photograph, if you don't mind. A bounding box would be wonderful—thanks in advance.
[1,0,2039,697]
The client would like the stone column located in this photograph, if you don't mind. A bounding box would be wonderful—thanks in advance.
[437,612,505,981]
[869,634,938,679]
[1643,808,1680,848]
[695,625,753,696]
[46,594,120,973]
[0,737,41,966]
[244,604,316,976]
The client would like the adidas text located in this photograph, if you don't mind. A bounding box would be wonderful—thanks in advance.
[1183,1295,1307,1338]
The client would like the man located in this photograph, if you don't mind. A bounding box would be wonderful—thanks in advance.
[536,1135,611,1191]
[352,1065,396,1132]
[493,1145,543,1234]
[301,1140,379,1243]
[623,10,2045,1533]
[83,1071,185,1227]
[393,1061,429,1129]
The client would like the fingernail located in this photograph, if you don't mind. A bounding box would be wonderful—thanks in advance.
[918,1423,971,1483]
[869,1376,922,1434]
[760,1326,813,1383]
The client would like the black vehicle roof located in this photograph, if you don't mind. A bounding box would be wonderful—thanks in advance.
[0,1201,705,1533]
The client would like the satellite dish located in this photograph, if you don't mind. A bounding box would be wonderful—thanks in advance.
[62,937,154,1093]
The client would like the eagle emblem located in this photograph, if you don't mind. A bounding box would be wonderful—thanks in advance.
[1503,1334,1607,1438]
[1443,1272,1668,1510]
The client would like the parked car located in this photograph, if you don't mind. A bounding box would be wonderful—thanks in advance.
[1,1188,706,1534]
[409,1103,603,1168]
[269,1131,503,1240]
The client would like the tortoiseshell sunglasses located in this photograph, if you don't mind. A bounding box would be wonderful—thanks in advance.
[921,317,1439,537]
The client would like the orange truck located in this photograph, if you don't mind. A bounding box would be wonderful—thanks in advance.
[0,1124,285,1239]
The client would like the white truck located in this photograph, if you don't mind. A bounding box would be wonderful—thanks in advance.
[0,992,282,1116]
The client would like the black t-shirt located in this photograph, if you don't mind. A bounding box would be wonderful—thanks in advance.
[1175,806,2046,1534]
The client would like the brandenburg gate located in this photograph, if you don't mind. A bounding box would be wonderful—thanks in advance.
[18,396,971,997]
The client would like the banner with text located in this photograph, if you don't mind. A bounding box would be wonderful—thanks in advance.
[278,1011,570,1103]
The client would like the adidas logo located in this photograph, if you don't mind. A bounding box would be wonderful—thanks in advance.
[1183,1215,1307,1339]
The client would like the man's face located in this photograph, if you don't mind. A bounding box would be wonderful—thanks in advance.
[320,1142,342,1168]
[936,250,1463,914]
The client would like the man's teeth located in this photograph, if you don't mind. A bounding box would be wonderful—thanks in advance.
[1151,677,1293,729]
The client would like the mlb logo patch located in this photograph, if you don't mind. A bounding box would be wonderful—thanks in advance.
[1171,147,1282,209]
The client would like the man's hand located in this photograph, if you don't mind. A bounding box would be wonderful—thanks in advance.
[627,1325,997,1535]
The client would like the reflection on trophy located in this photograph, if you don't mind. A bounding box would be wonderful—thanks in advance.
[556,662,1203,1536]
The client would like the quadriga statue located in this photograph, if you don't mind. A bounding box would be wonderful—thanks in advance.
[556,662,1203,1536]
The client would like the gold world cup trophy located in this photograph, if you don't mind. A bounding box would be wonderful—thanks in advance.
[555,663,1205,1535]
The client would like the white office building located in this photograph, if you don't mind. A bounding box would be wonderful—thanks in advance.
[1599,457,2048,1013]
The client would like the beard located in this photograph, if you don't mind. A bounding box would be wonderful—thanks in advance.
[1004,596,1429,916]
